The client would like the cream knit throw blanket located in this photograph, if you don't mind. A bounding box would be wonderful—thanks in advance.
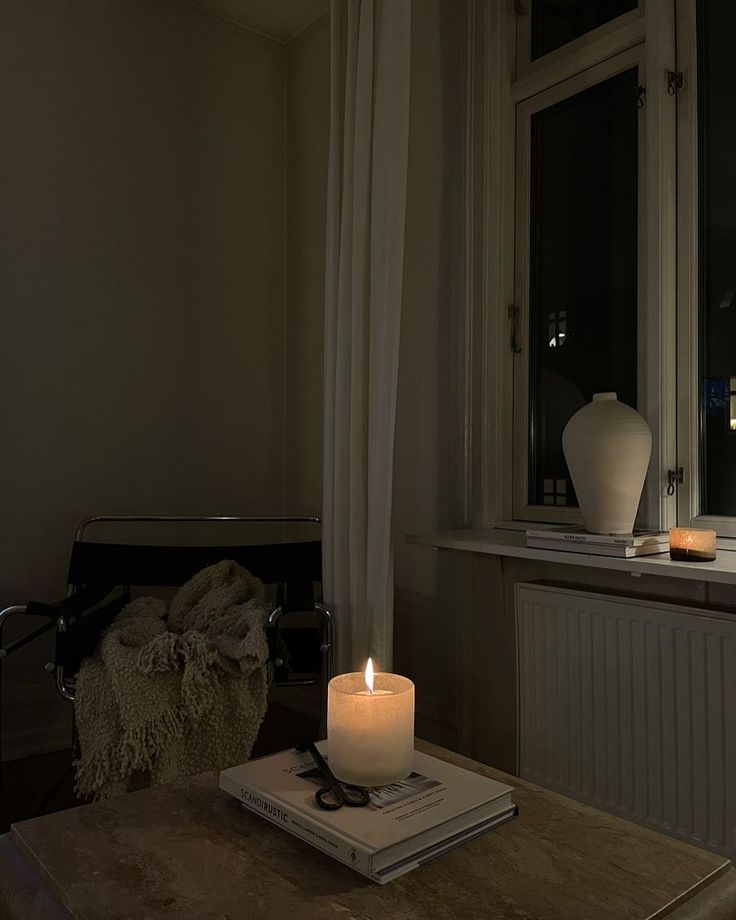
[75,561,269,801]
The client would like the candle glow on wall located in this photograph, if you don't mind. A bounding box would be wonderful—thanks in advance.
[327,659,415,788]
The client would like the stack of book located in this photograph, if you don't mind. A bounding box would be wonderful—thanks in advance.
[220,743,517,884]
[525,526,669,558]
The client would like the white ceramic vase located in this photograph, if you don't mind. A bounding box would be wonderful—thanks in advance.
[562,392,652,535]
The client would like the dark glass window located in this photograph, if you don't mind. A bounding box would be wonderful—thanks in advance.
[699,0,736,515]
[528,68,639,507]
[531,0,637,60]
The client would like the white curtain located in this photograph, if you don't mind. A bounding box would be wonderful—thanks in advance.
[323,0,411,673]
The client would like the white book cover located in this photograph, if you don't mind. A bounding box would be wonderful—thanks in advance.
[525,526,668,547]
[220,743,516,883]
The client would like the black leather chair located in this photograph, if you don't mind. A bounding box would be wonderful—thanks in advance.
[0,515,334,766]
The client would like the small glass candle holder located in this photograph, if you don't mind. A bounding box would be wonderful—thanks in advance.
[668,528,717,562]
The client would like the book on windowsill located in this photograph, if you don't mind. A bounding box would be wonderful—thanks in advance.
[525,526,668,549]
[526,536,667,558]
[220,742,517,884]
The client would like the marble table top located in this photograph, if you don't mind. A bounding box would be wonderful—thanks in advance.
[5,741,732,920]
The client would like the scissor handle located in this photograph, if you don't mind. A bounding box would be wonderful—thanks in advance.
[297,741,346,805]
[340,785,370,807]
[296,741,370,810]
[315,785,343,810]
[315,783,369,810]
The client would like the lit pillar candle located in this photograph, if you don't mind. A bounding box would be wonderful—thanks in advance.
[327,658,415,787]
[669,528,717,562]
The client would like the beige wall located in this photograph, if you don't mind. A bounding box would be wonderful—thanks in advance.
[0,0,287,603]
[0,0,301,757]
[285,16,330,515]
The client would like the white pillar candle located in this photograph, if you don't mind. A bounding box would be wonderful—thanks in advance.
[327,659,415,787]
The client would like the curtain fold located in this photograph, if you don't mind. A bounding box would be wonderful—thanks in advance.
[323,0,411,673]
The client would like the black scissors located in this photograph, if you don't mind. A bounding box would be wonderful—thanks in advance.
[295,741,370,811]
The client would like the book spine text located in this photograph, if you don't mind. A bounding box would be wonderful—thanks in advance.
[222,777,374,879]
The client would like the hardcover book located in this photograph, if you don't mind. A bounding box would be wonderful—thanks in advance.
[220,743,516,884]
[525,526,668,549]
[526,537,667,558]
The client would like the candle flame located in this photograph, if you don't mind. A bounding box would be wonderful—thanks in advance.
[365,657,374,694]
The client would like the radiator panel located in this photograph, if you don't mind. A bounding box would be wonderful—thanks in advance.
[516,583,736,856]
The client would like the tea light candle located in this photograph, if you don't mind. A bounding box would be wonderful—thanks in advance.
[327,658,414,787]
[669,528,717,562]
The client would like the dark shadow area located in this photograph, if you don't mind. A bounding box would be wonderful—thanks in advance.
[0,700,319,833]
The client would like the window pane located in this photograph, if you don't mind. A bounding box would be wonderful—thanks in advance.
[531,0,637,60]
[699,0,736,515]
[528,69,639,508]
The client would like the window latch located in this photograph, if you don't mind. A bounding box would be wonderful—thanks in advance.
[636,84,646,109]
[508,304,522,354]
[666,467,684,496]
[666,71,684,95]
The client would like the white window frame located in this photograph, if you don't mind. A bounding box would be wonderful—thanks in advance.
[478,0,677,531]
[675,0,700,531]
[512,46,646,524]
[515,1,644,84]
[674,0,736,536]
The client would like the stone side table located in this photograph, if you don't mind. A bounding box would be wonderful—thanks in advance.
[1,740,733,920]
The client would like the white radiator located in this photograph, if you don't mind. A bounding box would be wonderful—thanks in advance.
[516,583,736,856]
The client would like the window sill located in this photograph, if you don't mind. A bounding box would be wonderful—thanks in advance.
[406,527,736,586]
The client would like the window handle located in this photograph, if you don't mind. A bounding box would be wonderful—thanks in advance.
[666,71,684,96]
[667,467,684,496]
[508,304,522,354]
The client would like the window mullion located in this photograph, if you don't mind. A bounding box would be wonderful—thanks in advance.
[639,0,678,532]
[675,0,700,529]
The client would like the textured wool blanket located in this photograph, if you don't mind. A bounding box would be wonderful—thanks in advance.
[75,561,269,801]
